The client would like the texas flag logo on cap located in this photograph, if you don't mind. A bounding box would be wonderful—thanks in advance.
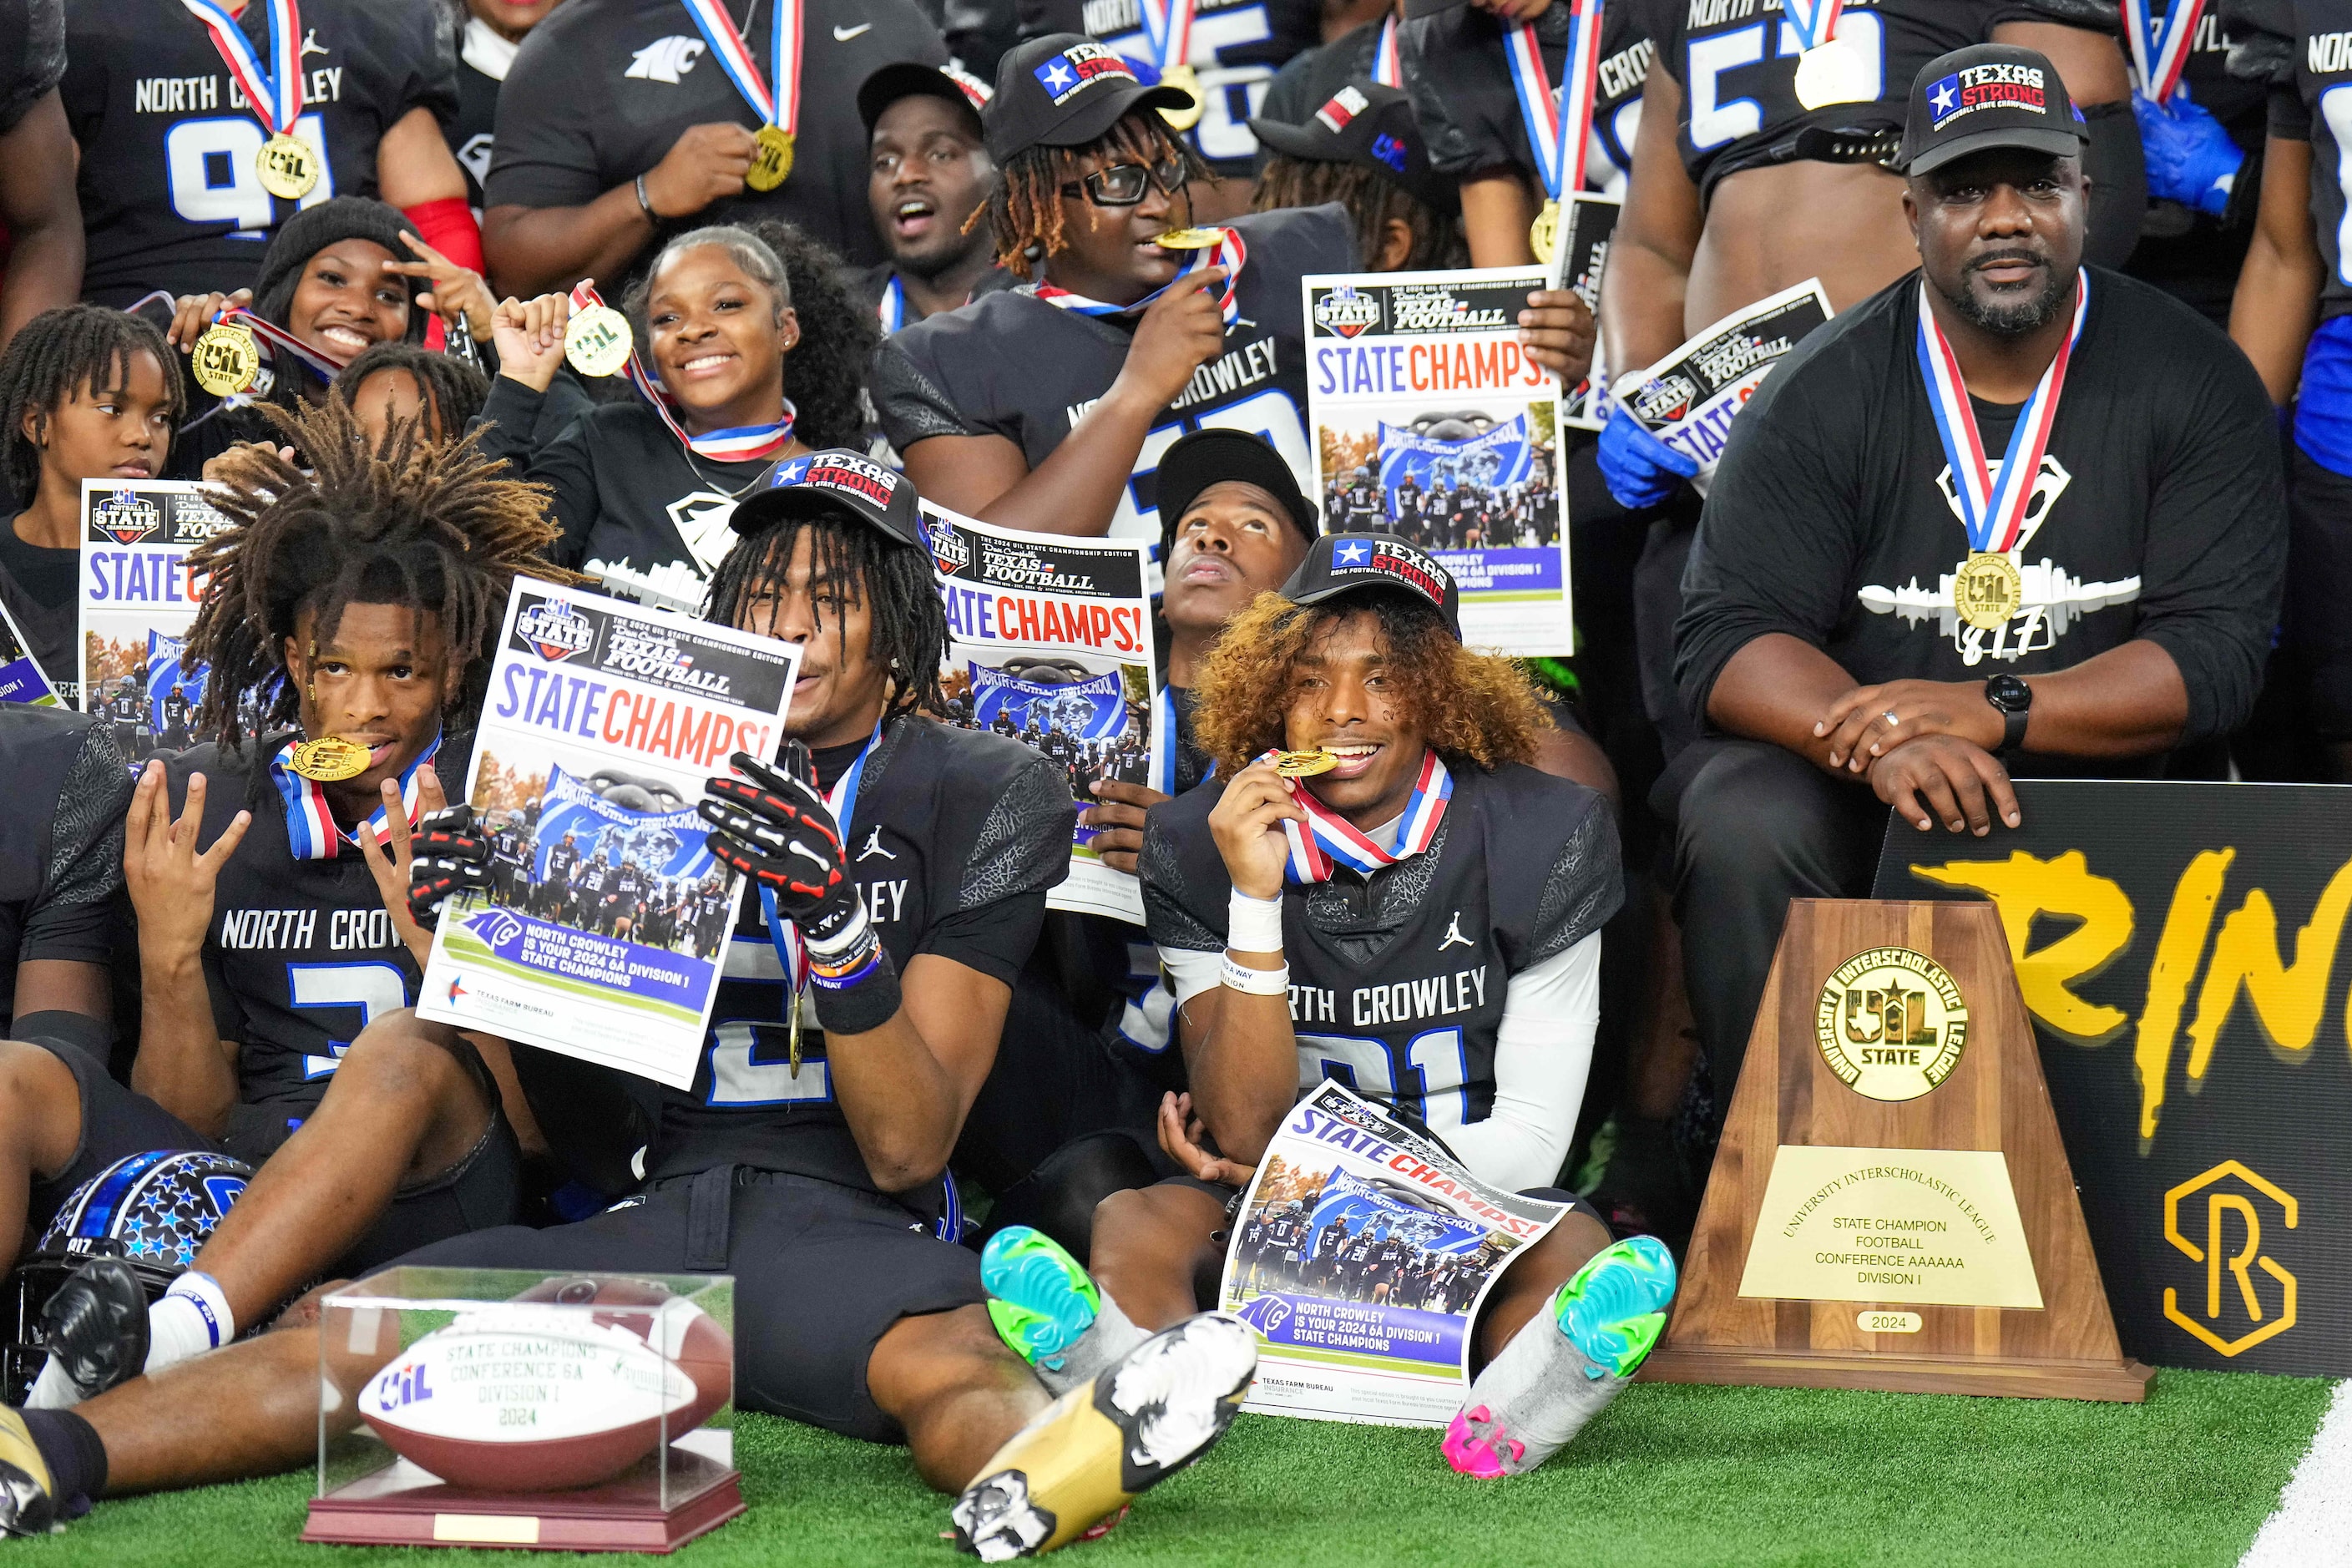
[1928,62,2047,130]
[1034,43,1135,106]
[1334,536,1448,605]
[1316,84,1370,134]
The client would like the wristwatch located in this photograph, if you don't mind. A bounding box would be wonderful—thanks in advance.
[1985,674,2032,753]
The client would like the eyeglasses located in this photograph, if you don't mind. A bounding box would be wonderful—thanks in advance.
[1060,155,1189,206]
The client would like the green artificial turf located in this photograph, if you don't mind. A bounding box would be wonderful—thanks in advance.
[18,1370,2329,1568]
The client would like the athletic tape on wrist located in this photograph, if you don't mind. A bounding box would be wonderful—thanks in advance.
[1227,888,1284,953]
[1221,954,1290,996]
[810,943,902,1037]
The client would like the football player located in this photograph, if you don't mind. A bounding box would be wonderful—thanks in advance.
[8,400,559,1409]
[63,0,478,308]
[976,535,1678,1479]
[858,62,1011,332]
[0,0,80,344]
[0,453,1257,1557]
[0,306,185,694]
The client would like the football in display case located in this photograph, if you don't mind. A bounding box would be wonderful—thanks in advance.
[304,1267,742,1552]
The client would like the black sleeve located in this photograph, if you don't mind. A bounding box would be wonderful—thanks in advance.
[0,0,63,134]
[21,719,129,968]
[382,0,462,137]
[873,334,987,448]
[923,754,1074,986]
[482,21,609,210]
[1137,799,1226,954]
[2081,99,2147,271]
[1525,794,1622,965]
[2226,0,2302,91]
[468,377,604,568]
[2129,342,2288,742]
[1399,13,1505,179]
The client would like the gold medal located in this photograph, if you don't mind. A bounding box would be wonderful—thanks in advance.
[746,124,796,192]
[1157,63,1205,133]
[564,302,635,378]
[255,132,320,200]
[788,985,804,1077]
[1793,38,1873,110]
[1273,748,1338,777]
[288,736,374,782]
[1152,227,1225,250]
[1953,551,2023,631]
[1529,200,1561,266]
[190,322,261,398]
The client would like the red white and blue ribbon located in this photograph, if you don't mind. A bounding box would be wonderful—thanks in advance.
[877,274,909,334]
[177,0,303,139]
[2121,0,2207,106]
[1913,270,2088,557]
[1155,685,1211,796]
[676,0,800,137]
[271,729,442,862]
[1779,0,1844,54]
[216,304,348,385]
[1136,0,1197,78]
[1032,226,1246,327]
[1503,0,1604,201]
[1371,14,1401,88]
[569,282,796,463]
[1269,747,1452,884]
[760,718,883,1003]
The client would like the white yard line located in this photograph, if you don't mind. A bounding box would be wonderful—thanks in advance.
[2243,1380,2352,1568]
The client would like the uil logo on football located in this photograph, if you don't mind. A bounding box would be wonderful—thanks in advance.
[516,597,594,664]
[89,488,163,546]
[1814,946,1968,1103]
[1314,283,1383,340]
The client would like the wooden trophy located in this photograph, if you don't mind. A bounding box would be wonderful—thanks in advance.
[1640,899,2152,1401]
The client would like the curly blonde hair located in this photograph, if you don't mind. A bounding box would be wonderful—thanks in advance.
[1191,589,1550,776]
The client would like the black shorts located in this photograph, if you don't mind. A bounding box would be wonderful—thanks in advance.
[27,1036,520,1275]
[390,1167,985,1444]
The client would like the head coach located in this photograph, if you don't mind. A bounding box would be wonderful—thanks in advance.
[1662,43,2285,1132]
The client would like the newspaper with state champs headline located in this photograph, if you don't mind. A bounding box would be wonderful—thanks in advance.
[1616,278,1834,497]
[77,478,232,750]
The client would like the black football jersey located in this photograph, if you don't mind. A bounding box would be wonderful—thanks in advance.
[63,0,459,306]
[0,0,65,135]
[874,202,1356,543]
[1141,758,1620,1146]
[2251,3,2352,321]
[1636,0,2112,202]
[0,707,130,1028]
[1403,0,1655,191]
[1036,0,1320,176]
[486,0,945,274]
[651,714,1073,1213]
[168,731,470,1116]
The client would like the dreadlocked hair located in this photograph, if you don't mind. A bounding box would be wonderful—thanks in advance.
[706,512,946,723]
[1251,154,1465,271]
[335,341,492,443]
[1192,588,1550,775]
[982,111,1215,274]
[184,397,577,753]
[0,305,185,508]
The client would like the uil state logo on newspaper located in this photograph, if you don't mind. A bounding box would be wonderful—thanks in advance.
[1814,946,1967,1102]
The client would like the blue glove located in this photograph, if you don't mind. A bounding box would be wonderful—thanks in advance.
[2135,88,2243,216]
[1597,397,1701,511]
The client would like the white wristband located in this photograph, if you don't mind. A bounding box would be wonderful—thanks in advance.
[1226,888,1284,954]
[1221,954,1290,996]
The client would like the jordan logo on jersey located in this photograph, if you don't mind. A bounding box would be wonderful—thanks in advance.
[857,827,896,862]
[1439,913,1472,951]
[626,37,706,83]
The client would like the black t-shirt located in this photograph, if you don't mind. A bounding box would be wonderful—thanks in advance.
[0,515,78,701]
[655,713,1073,1211]
[1404,0,1653,190]
[1140,758,1620,1142]
[63,0,459,306]
[0,707,129,1025]
[0,0,65,134]
[1635,0,2111,203]
[1675,268,2284,751]
[2254,2,2352,322]
[874,202,1356,542]
[486,0,945,273]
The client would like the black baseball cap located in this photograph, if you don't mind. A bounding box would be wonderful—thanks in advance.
[1280,533,1462,640]
[857,61,992,139]
[1898,43,2086,177]
[984,33,1194,163]
[1249,78,1454,215]
[729,449,924,549]
[1156,430,1319,558]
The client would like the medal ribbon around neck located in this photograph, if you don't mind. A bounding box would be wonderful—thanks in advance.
[568,282,797,462]
[215,304,348,382]
[1503,0,1604,203]
[1264,747,1452,885]
[1154,685,1214,797]
[1371,14,1401,88]
[2121,0,2207,104]
[271,729,442,862]
[177,0,304,141]
[1136,0,1197,77]
[1780,0,1845,54]
[877,274,908,335]
[677,0,802,142]
[1913,270,2089,559]
[760,718,883,1007]
[1032,226,1247,326]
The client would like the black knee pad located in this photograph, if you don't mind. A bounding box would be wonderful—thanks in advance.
[978,1130,1161,1267]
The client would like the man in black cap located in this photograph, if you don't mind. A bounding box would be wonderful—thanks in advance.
[857,62,1012,333]
[1668,43,2284,1139]
[1248,78,1464,271]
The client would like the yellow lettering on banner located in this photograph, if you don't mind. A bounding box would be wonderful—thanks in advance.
[1909,851,2133,1041]
[2132,849,2232,1141]
[2184,858,2352,1081]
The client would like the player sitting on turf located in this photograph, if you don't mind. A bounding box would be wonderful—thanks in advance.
[974,534,1678,1479]
[17,399,559,1409]
[0,453,1257,1556]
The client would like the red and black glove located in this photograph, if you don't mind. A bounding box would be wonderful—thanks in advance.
[407,804,492,927]
[697,746,864,949]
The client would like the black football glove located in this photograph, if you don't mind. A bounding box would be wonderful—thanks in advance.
[407,803,493,927]
[698,746,865,948]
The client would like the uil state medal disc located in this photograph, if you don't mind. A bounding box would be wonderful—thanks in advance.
[190,323,261,397]
[747,124,796,192]
[288,737,374,782]
[1953,551,2023,630]
[1529,200,1561,266]
[564,304,635,378]
[1154,227,1224,250]
[1157,63,1205,133]
[1814,946,1967,1102]
[255,133,320,200]
[1274,749,1338,777]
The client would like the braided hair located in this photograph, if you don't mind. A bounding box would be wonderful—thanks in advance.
[705,511,946,724]
[0,305,185,507]
[1252,154,1465,271]
[183,397,576,752]
[334,341,492,442]
[980,110,1213,273]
